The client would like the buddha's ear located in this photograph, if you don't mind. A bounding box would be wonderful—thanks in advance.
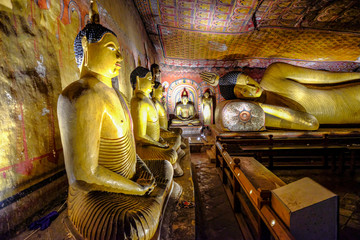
[135,76,140,89]
[81,36,88,67]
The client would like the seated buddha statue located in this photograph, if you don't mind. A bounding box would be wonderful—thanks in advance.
[201,90,213,126]
[172,89,201,126]
[130,67,183,176]
[151,77,186,160]
[201,62,360,130]
[57,3,173,239]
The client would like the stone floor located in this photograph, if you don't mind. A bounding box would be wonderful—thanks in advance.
[192,152,243,240]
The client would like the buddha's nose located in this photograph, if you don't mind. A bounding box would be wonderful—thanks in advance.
[116,50,123,61]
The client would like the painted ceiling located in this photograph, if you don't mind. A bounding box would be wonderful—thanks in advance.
[133,0,360,69]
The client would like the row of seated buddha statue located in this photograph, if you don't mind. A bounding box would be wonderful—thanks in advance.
[200,63,360,131]
[57,2,183,239]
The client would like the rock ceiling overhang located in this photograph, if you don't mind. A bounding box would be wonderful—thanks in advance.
[133,0,360,69]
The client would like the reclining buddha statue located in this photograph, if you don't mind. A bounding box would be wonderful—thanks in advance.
[172,88,200,126]
[201,62,360,131]
[130,67,183,176]
[57,2,173,239]
[151,64,186,159]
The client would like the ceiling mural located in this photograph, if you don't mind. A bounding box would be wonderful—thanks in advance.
[133,0,360,69]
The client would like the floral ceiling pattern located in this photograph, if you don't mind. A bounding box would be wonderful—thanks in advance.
[133,0,360,69]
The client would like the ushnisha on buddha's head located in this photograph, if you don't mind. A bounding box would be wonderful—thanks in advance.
[180,88,189,105]
[74,20,123,80]
[130,67,154,95]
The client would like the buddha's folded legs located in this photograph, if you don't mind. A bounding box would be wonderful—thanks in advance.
[136,144,178,165]
[68,160,173,240]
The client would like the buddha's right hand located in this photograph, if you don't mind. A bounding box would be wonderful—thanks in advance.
[159,139,169,148]
[137,178,156,195]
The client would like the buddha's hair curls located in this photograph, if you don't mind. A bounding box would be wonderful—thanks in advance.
[219,71,243,100]
[74,23,117,68]
[130,67,150,90]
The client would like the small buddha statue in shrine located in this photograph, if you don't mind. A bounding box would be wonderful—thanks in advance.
[172,88,200,126]
[201,62,360,130]
[130,66,184,176]
[201,90,213,126]
[57,2,173,239]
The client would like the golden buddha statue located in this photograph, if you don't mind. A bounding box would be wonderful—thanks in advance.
[201,62,360,130]
[57,3,173,239]
[151,78,186,159]
[201,90,213,126]
[130,67,184,176]
[172,88,201,126]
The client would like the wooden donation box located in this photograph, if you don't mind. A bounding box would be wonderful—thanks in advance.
[271,177,338,240]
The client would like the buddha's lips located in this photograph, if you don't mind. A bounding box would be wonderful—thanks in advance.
[256,88,259,93]
[115,63,121,67]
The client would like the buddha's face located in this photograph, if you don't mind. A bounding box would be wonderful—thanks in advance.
[86,33,123,78]
[181,96,189,105]
[234,74,263,99]
[137,72,154,94]
[152,67,161,81]
[204,92,209,98]
[153,84,163,99]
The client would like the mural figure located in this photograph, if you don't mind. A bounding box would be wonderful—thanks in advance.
[201,90,213,126]
[201,62,360,130]
[57,2,173,239]
[172,88,200,126]
[130,67,183,176]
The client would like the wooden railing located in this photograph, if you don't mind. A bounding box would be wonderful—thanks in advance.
[216,142,295,240]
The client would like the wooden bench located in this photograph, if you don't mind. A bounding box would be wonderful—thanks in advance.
[216,142,295,240]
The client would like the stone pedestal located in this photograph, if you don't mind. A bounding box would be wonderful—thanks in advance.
[169,124,202,136]
[271,177,338,240]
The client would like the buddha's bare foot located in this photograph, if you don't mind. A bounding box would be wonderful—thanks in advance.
[173,162,184,177]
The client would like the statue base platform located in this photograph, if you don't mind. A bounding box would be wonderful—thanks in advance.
[169,124,202,137]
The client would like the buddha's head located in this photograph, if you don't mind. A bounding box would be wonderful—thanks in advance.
[219,71,262,99]
[180,88,189,105]
[152,81,164,99]
[204,91,210,98]
[151,63,161,82]
[130,67,153,95]
[234,74,263,99]
[181,96,189,105]
[74,23,123,79]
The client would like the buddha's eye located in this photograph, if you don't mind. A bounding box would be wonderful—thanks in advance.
[107,46,116,51]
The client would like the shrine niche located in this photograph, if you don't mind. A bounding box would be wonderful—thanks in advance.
[166,78,201,120]
[172,88,201,126]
